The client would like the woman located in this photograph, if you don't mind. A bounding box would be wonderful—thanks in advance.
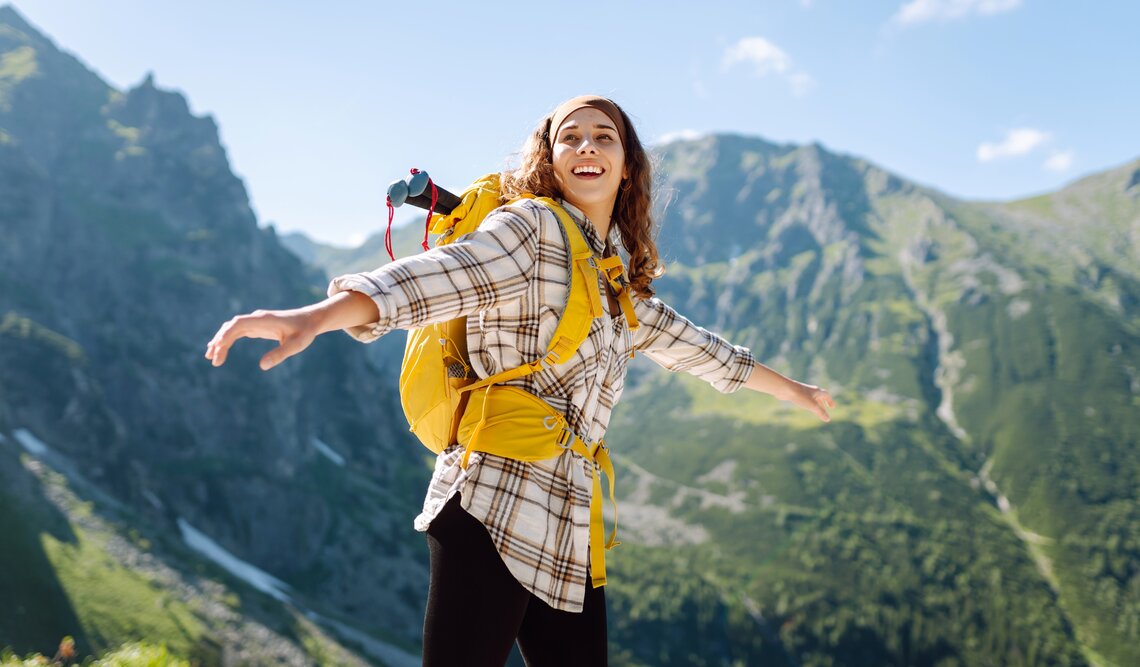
[205,95,834,666]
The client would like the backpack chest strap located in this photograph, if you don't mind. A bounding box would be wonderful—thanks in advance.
[592,255,640,332]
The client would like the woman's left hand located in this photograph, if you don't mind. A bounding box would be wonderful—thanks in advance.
[781,380,835,422]
[742,362,836,422]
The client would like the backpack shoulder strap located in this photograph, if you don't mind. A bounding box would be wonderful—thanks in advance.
[593,255,640,332]
[461,197,608,393]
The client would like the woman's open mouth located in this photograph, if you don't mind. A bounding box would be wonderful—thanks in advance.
[572,165,605,179]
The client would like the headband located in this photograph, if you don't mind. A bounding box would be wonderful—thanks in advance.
[547,95,628,150]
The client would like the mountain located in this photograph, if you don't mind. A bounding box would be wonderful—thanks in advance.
[0,6,427,664]
[3,4,1138,665]
[280,220,429,281]
[600,136,1138,666]
[292,138,1139,665]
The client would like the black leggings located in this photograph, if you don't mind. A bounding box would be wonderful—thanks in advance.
[422,494,608,666]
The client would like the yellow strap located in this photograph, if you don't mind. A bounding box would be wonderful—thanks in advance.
[577,256,606,319]
[459,198,605,394]
[457,386,620,588]
[462,358,545,394]
[594,255,623,275]
[589,455,607,587]
[568,440,620,588]
[593,256,640,332]
[460,385,493,469]
[614,286,639,332]
[595,445,620,551]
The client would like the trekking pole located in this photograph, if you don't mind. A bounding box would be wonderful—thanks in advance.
[383,168,461,260]
[386,170,460,214]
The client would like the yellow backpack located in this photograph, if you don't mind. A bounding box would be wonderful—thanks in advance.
[395,172,638,587]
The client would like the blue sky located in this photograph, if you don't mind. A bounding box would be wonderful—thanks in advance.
[9,1,1139,246]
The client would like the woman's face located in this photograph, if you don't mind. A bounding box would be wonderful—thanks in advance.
[551,107,627,220]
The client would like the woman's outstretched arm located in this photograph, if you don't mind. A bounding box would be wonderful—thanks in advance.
[632,296,834,422]
[742,361,835,422]
[205,290,379,370]
[206,202,547,371]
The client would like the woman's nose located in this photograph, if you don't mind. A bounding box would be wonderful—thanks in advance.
[576,138,598,154]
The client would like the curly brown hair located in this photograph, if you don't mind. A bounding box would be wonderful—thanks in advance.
[499,100,663,300]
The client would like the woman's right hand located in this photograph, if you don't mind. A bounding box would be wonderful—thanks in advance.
[205,308,320,371]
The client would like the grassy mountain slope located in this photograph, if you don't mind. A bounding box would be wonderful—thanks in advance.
[0,435,374,665]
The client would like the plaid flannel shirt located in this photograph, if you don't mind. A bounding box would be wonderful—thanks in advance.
[328,199,755,612]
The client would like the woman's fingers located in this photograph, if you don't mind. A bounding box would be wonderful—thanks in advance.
[806,387,834,422]
[259,347,284,371]
[205,309,316,370]
[813,398,832,422]
[258,333,312,371]
[817,393,833,422]
[206,316,247,367]
[205,311,282,367]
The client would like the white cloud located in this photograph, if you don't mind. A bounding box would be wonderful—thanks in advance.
[654,129,705,146]
[1043,150,1074,172]
[976,128,1050,162]
[347,231,367,247]
[723,37,792,76]
[893,0,1022,26]
[788,72,817,97]
[723,37,814,96]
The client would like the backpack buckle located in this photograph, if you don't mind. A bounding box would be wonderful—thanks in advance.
[544,415,573,449]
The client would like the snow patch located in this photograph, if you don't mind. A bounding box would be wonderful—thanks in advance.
[179,518,419,665]
[312,437,346,467]
[177,518,292,603]
[14,428,50,456]
[697,460,738,486]
[1125,364,1140,394]
[310,611,421,667]
[950,255,1026,295]
[1007,299,1032,319]
[142,489,164,510]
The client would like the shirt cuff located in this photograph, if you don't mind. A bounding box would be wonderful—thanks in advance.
[326,273,397,342]
[710,346,757,394]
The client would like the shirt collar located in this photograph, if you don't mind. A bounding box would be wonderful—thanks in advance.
[558,199,609,256]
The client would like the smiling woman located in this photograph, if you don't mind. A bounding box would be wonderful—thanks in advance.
[553,109,627,228]
[205,94,834,667]
[500,95,661,301]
